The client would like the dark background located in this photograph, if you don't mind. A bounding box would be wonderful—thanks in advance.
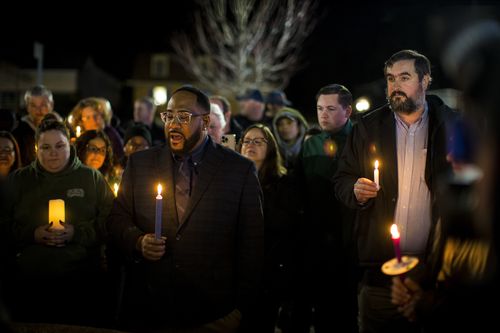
[2,1,500,121]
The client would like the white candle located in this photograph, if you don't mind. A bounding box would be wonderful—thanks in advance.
[48,199,65,230]
[76,126,81,138]
[155,184,163,239]
[113,183,119,197]
[374,160,380,188]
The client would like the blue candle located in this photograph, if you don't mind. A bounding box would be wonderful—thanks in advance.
[155,184,163,239]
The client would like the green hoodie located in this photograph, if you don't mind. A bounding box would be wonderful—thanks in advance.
[2,148,114,277]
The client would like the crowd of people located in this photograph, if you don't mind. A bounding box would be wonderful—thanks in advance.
[0,45,498,333]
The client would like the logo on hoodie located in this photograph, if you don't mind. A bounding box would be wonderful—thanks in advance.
[67,188,85,198]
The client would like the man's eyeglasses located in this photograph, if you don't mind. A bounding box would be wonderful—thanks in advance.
[160,111,204,125]
[86,144,107,155]
[241,138,268,146]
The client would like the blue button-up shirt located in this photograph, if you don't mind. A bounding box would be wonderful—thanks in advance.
[394,103,431,255]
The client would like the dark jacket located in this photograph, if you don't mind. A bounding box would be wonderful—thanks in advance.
[12,118,36,167]
[1,148,114,277]
[261,174,300,294]
[107,138,264,330]
[333,95,457,268]
[296,120,354,247]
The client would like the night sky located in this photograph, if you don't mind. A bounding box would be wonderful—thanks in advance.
[2,1,500,120]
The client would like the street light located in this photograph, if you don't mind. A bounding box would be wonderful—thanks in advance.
[355,97,371,112]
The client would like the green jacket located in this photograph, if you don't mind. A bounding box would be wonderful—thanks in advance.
[296,120,354,239]
[2,148,114,277]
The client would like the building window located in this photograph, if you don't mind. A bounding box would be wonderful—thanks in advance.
[150,54,170,79]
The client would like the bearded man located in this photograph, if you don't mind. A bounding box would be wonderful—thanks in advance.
[108,85,264,333]
[333,50,457,333]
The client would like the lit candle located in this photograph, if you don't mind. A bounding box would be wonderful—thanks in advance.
[390,224,402,263]
[76,126,81,138]
[374,160,380,188]
[155,184,163,240]
[48,199,65,230]
[113,183,119,197]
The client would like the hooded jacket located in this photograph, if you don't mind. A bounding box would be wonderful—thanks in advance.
[2,147,114,277]
[272,107,309,170]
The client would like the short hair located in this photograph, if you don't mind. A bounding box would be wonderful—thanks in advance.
[210,103,227,129]
[170,85,210,114]
[136,96,156,111]
[24,85,53,105]
[384,49,431,81]
[35,114,70,143]
[315,84,353,109]
[210,95,231,114]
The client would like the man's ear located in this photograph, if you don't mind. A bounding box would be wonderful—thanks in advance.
[203,114,210,130]
[345,105,352,119]
[422,74,431,90]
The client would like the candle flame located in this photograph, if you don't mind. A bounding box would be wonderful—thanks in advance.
[374,160,379,169]
[113,183,119,197]
[157,184,162,195]
[76,126,81,138]
[390,224,400,239]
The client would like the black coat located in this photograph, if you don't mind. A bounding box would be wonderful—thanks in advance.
[333,95,457,267]
[108,138,264,330]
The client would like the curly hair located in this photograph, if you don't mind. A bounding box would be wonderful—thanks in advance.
[74,130,114,178]
[68,97,109,132]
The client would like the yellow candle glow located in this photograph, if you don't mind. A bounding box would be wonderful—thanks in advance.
[113,183,119,197]
[76,126,81,138]
[48,199,65,230]
[374,160,380,188]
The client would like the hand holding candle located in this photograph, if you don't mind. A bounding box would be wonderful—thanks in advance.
[390,224,402,263]
[382,224,418,276]
[155,184,163,240]
[374,160,380,189]
[48,199,65,230]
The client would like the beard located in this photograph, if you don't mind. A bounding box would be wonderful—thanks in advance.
[388,91,418,114]
[168,127,204,156]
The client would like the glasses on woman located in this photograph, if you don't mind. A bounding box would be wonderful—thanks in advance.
[160,111,204,125]
[241,138,268,146]
[86,144,106,155]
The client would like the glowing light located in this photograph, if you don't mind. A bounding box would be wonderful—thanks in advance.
[48,199,65,230]
[355,97,371,112]
[153,86,167,105]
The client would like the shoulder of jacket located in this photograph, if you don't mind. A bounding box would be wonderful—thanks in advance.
[359,104,390,123]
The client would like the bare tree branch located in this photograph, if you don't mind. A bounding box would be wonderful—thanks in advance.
[171,0,318,98]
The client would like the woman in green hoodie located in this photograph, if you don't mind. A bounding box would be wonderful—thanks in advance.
[1,115,114,326]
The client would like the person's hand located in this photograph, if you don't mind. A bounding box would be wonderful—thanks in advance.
[391,276,423,322]
[59,221,74,244]
[138,234,166,261]
[353,177,379,203]
[34,222,66,247]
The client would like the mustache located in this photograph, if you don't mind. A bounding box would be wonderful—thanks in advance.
[390,91,408,99]
[169,130,185,137]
